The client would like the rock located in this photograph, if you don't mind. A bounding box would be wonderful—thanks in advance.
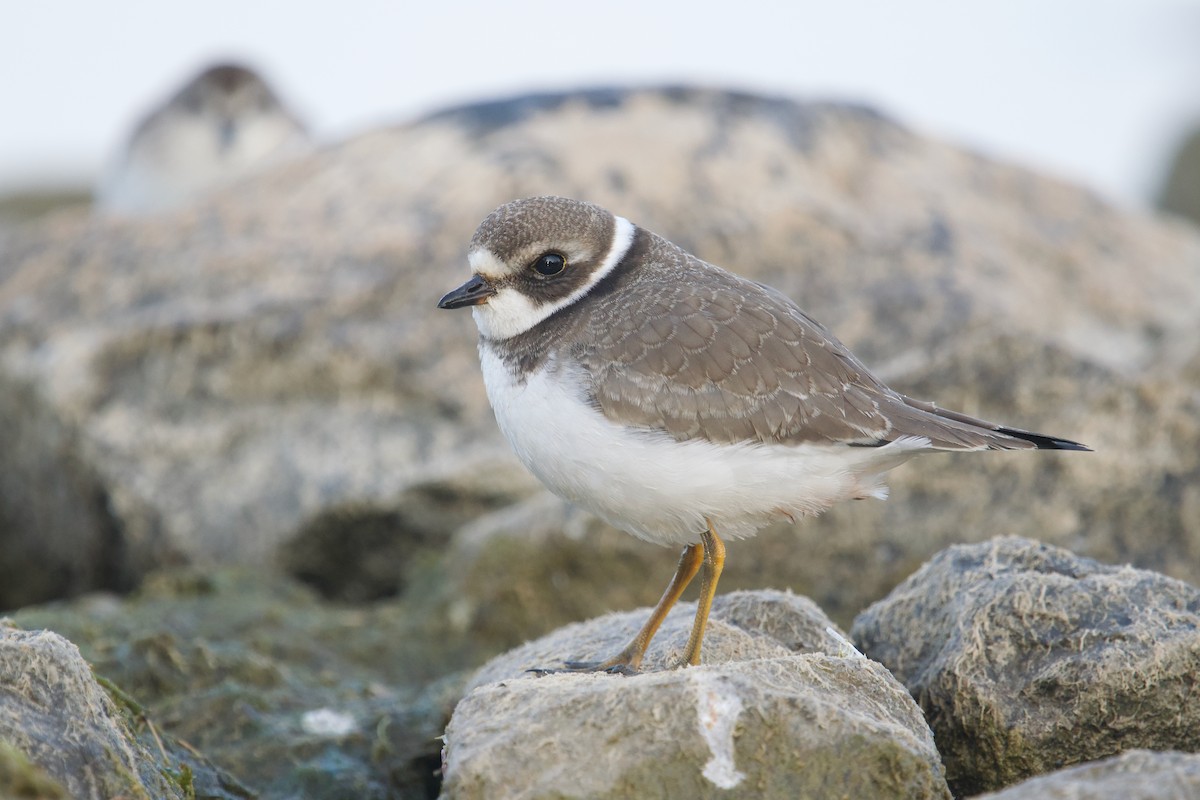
[969,750,1200,800]
[851,537,1200,796]
[0,621,248,800]
[13,567,462,800]
[1,86,1199,627]
[442,590,951,799]
[0,740,70,800]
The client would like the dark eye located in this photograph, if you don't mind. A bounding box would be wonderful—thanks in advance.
[532,253,566,276]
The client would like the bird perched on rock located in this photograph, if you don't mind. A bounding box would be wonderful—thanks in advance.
[439,195,1088,674]
[97,62,310,215]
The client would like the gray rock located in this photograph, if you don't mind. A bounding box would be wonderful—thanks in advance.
[0,621,244,800]
[443,590,950,799]
[14,567,462,800]
[1,86,1199,622]
[0,740,70,800]
[851,537,1200,796]
[970,750,1200,800]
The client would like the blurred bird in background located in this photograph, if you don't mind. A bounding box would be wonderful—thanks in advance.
[95,62,311,215]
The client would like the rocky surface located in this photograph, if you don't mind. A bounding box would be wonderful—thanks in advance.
[11,545,1199,799]
[12,568,461,800]
[852,536,1200,796]
[444,590,950,800]
[0,740,70,800]
[1,86,1198,621]
[970,750,1200,800]
[0,621,248,800]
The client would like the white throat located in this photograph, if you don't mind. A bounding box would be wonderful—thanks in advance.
[470,215,636,340]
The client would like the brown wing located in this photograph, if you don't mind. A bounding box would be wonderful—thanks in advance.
[577,248,1052,451]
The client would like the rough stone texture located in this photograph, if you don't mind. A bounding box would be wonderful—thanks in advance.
[851,537,1200,796]
[0,621,247,800]
[1,86,1198,629]
[0,739,70,800]
[13,568,461,800]
[970,750,1200,800]
[444,590,950,800]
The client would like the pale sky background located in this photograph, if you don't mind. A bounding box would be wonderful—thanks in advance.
[3,1,1199,208]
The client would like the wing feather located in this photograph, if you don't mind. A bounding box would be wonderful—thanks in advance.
[576,237,1051,451]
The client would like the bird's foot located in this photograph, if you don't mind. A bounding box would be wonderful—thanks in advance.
[526,654,642,677]
[563,659,641,676]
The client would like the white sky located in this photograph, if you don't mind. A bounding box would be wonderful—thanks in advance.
[3,1,1199,207]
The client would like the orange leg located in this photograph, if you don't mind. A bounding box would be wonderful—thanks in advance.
[678,519,725,667]
[561,540,704,675]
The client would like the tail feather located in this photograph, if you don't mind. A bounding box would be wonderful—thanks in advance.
[892,395,1091,452]
[992,426,1091,451]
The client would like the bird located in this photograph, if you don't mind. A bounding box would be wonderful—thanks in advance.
[438,195,1089,674]
[96,62,311,215]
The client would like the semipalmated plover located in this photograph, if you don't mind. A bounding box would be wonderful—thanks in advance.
[439,196,1088,673]
[97,62,310,215]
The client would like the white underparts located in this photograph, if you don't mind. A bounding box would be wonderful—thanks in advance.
[470,215,636,340]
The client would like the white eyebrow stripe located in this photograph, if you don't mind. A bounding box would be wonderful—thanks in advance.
[468,247,505,276]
